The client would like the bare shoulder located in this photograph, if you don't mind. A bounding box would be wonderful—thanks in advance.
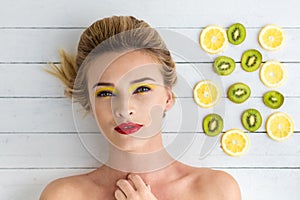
[39,173,101,200]
[206,169,241,199]
[189,167,242,200]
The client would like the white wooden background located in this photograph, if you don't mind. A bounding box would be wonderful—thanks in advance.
[1,0,300,199]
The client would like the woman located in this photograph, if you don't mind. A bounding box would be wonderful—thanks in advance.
[40,16,241,200]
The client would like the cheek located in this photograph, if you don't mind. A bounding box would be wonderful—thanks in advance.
[133,95,166,119]
[94,101,113,120]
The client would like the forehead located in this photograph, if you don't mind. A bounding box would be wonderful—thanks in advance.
[87,50,164,88]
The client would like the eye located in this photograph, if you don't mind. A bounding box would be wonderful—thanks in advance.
[96,90,115,97]
[133,86,151,94]
[94,86,117,98]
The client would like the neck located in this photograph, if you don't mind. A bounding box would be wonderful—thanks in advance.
[100,157,183,187]
[105,134,175,173]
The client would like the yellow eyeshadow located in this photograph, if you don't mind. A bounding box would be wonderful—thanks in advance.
[128,83,157,93]
[94,86,117,97]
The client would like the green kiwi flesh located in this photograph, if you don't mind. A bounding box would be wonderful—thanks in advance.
[227,82,251,103]
[242,108,262,132]
[263,90,284,109]
[214,56,236,76]
[203,114,224,137]
[227,23,246,45]
[241,49,262,72]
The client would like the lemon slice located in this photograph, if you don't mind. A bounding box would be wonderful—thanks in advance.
[199,25,228,54]
[221,129,250,157]
[258,25,286,51]
[266,112,294,141]
[193,80,221,108]
[260,60,287,88]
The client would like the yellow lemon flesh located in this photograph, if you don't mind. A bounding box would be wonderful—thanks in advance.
[258,25,286,51]
[200,25,228,54]
[193,80,221,108]
[266,112,294,141]
[260,60,287,88]
[221,129,250,157]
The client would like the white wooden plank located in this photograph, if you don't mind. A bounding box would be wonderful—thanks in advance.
[227,169,300,200]
[0,0,300,27]
[1,63,299,97]
[0,28,299,62]
[181,133,300,168]
[0,64,64,97]
[0,133,99,168]
[0,168,299,200]
[0,98,298,132]
[0,133,300,168]
[0,29,79,62]
[176,63,300,98]
[172,28,300,62]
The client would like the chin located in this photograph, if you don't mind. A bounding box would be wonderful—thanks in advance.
[111,137,148,153]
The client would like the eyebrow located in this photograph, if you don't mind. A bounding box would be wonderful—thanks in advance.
[92,77,156,89]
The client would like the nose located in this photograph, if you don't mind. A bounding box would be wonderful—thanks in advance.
[112,97,134,119]
[114,107,133,118]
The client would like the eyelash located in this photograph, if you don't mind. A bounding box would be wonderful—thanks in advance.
[133,86,152,94]
[96,90,116,98]
[95,85,153,98]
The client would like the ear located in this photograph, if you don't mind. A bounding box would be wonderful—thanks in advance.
[165,87,174,112]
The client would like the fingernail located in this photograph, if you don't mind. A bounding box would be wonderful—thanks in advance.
[147,184,151,191]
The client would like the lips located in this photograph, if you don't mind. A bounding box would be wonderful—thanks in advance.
[114,122,143,135]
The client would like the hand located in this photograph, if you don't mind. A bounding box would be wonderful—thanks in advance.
[115,174,158,200]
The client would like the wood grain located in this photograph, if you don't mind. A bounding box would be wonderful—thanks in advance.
[1,0,299,199]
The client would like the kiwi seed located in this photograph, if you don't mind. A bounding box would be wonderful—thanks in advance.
[263,90,284,109]
[227,23,246,45]
[203,114,224,137]
[227,82,251,104]
[241,49,262,72]
[241,108,262,132]
[213,56,236,76]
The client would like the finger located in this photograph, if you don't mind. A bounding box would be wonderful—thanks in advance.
[146,184,151,191]
[114,189,126,200]
[117,179,135,197]
[128,174,148,191]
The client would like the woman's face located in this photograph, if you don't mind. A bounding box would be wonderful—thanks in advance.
[87,50,173,152]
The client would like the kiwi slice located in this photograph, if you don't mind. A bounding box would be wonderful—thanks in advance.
[213,56,236,76]
[241,49,262,72]
[227,23,246,45]
[241,108,262,132]
[227,82,251,103]
[203,114,224,137]
[263,90,284,109]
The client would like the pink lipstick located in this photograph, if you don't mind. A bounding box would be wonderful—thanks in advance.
[114,122,143,135]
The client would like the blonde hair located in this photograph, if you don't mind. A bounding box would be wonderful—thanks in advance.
[43,16,177,116]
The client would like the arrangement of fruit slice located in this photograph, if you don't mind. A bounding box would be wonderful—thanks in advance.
[193,80,221,108]
[213,56,236,76]
[260,60,287,88]
[266,112,294,141]
[221,129,250,156]
[195,23,293,156]
[258,25,286,51]
[227,23,246,45]
[203,114,224,137]
[241,108,262,132]
[241,49,263,72]
[199,25,228,54]
[227,82,251,104]
[263,90,284,109]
